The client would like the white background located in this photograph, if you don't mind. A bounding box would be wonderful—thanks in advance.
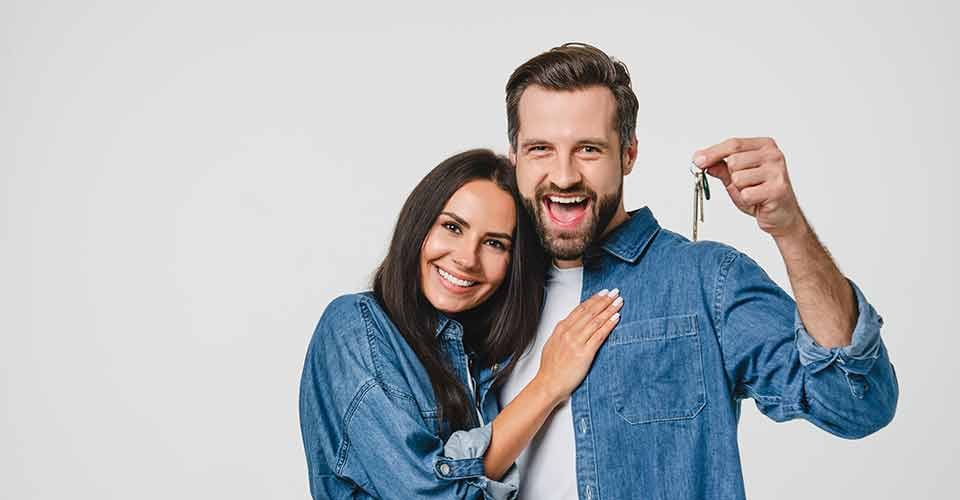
[2,1,956,498]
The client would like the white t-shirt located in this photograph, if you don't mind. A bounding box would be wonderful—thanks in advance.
[499,264,583,500]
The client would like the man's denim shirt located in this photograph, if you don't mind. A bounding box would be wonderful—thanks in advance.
[561,207,897,499]
[300,207,898,500]
[300,291,518,499]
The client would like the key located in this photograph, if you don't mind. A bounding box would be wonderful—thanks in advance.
[690,162,711,241]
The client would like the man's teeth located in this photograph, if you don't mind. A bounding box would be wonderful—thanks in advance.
[548,195,587,204]
[437,267,476,287]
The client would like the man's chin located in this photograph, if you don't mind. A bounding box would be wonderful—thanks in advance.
[543,234,590,261]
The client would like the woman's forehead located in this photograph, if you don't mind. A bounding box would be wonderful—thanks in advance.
[442,180,516,233]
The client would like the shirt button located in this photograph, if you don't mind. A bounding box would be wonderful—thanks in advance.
[438,463,451,476]
[579,417,588,434]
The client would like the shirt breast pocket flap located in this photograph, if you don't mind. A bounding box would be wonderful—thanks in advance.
[607,314,706,425]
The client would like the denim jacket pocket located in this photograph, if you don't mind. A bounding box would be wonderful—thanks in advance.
[607,314,706,425]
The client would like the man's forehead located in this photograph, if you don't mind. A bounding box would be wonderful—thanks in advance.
[516,84,617,140]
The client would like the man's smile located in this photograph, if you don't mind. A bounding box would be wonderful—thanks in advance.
[543,194,592,229]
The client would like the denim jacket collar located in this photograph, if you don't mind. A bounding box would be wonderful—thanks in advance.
[435,314,460,338]
[435,312,514,379]
[599,206,661,263]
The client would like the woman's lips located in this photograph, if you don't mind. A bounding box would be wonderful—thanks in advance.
[434,265,478,294]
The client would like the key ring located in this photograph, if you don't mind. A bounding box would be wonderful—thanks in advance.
[691,162,711,200]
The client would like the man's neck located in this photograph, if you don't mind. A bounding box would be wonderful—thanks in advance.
[551,206,631,269]
[553,258,583,269]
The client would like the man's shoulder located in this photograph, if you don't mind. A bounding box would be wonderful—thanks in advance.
[648,226,742,267]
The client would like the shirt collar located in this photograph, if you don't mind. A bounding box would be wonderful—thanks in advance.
[599,206,661,263]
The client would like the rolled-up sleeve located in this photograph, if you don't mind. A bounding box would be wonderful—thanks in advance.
[443,423,519,500]
[336,381,517,500]
[795,279,884,378]
[717,251,899,439]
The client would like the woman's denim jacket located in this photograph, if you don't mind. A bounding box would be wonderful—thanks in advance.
[300,293,518,499]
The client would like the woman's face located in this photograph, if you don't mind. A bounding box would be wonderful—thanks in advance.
[419,179,516,314]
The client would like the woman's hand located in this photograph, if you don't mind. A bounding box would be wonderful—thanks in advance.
[534,289,623,406]
[483,289,622,480]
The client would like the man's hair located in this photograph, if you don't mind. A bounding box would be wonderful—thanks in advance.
[506,42,639,154]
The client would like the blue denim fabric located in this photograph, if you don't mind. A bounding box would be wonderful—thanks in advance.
[299,293,518,499]
[566,207,898,500]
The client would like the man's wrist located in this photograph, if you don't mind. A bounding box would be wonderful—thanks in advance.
[772,214,815,259]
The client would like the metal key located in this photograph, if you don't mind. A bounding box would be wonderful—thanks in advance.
[690,162,711,241]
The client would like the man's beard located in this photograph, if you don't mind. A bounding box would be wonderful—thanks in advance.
[522,179,622,261]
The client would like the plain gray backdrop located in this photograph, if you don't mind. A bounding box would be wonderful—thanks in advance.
[2,0,956,498]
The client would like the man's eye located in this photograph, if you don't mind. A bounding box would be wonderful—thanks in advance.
[580,145,600,154]
[528,145,548,153]
[443,222,461,234]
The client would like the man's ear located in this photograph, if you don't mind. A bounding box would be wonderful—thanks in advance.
[622,136,638,176]
[509,148,517,166]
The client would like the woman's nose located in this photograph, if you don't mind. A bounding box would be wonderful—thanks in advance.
[451,244,479,270]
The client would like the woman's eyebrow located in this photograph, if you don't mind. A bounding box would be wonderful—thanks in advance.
[441,211,513,241]
[440,211,470,228]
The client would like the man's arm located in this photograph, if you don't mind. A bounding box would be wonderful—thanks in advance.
[694,136,855,347]
[773,215,856,347]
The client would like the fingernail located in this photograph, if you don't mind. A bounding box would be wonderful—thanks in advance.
[598,289,609,296]
[613,297,624,307]
[693,155,706,167]
[609,313,621,322]
[608,288,620,298]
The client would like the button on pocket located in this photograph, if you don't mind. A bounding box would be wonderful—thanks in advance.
[609,314,706,424]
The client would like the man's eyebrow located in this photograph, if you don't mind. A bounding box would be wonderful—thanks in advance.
[576,138,611,147]
[519,138,550,148]
[440,211,513,241]
[519,138,611,148]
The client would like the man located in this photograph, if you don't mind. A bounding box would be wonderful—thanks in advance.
[498,43,898,499]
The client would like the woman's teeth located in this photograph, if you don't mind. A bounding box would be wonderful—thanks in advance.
[437,267,476,287]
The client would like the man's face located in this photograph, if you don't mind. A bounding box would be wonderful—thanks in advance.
[511,85,635,262]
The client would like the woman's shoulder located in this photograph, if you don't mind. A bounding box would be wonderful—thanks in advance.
[319,291,383,324]
[307,292,422,400]
[309,292,389,356]
[313,290,418,361]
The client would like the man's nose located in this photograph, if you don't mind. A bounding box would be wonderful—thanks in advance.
[549,155,582,190]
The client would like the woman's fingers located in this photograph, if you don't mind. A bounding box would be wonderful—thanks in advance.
[584,305,621,352]
[559,289,606,328]
[568,289,622,343]
[559,289,612,333]
[579,294,623,345]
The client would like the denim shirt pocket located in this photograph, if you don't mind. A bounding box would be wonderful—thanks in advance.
[607,314,706,425]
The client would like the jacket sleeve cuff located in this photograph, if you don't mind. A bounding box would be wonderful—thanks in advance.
[795,278,885,376]
[437,422,519,500]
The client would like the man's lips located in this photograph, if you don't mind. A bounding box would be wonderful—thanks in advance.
[542,194,591,228]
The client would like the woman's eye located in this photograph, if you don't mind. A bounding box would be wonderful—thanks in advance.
[485,239,507,250]
[442,222,461,234]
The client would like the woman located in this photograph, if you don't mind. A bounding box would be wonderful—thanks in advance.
[299,149,623,499]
